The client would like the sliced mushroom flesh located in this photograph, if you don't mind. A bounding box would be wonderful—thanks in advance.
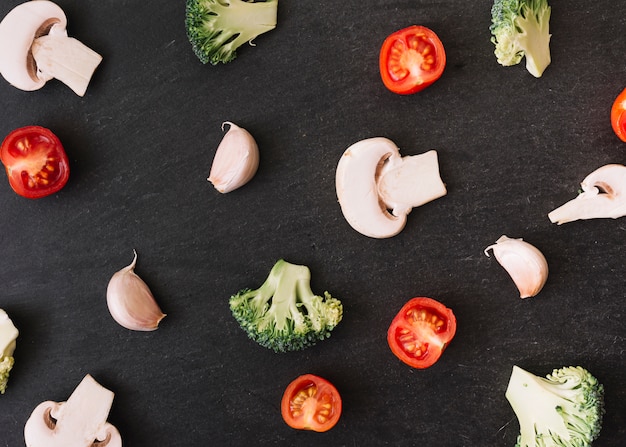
[548,164,626,224]
[0,1,101,96]
[24,374,122,447]
[336,137,447,238]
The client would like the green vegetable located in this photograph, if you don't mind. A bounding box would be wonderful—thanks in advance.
[0,309,18,394]
[185,0,278,65]
[506,365,605,447]
[229,259,343,352]
[0,356,14,394]
[489,0,551,77]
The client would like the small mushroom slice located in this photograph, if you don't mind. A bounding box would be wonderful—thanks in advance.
[335,137,447,238]
[24,374,122,447]
[548,164,626,225]
[0,0,102,96]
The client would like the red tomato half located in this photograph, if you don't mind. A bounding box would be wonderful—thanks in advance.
[611,87,626,142]
[0,126,69,199]
[387,297,457,369]
[281,374,342,432]
[379,25,446,95]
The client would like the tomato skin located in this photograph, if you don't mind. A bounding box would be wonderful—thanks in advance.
[611,88,626,142]
[379,25,446,95]
[387,297,457,369]
[281,374,342,432]
[0,126,70,199]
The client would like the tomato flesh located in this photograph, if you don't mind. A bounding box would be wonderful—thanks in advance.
[0,126,69,199]
[281,374,341,432]
[387,297,456,369]
[379,25,446,95]
[611,87,626,142]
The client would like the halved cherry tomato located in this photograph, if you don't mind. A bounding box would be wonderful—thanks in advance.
[281,374,342,432]
[387,297,456,369]
[0,126,70,199]
[379,25,446,95]
[611,87,626,142]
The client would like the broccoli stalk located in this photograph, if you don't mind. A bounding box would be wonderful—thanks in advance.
[490,0,551,77]
[506,365,605,447]
[185,0,278,65]
[229,259,343,353]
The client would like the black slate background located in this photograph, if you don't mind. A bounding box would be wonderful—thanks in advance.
[0,1,624,446]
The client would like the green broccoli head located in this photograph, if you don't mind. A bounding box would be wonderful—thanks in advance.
[229,259,343,353]
[185,0,278,65]
[506,365,604,447]
[0,356,14,394]
[490,0,551,77]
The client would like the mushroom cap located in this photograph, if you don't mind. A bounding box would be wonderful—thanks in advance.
[335,137,407,238]
[0,0,67,91]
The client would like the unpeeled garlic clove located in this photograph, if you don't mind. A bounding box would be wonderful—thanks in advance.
[208,121,259,193]
[106,250,166,331]
[484,235,549,298]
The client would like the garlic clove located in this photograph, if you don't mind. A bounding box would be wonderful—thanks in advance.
[484,235,549,298]
[208,121,259,193]
[106,250,166,331]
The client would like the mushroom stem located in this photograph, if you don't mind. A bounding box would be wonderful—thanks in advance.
[31,33,102,96]
[377,150,447,217]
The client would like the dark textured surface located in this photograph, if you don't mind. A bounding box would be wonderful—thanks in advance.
[0,1,624,446]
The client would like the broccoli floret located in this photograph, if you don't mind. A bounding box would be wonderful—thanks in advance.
[506,365,605,447]
[490,0,551,77]
[185,0,278,65]
[0,309,18,394]
[229,259,343,353]
[0,356,15,394]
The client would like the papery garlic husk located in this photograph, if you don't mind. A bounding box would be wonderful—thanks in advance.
[484,235,549,298]
[106,250,166,331]
[208,121,259,193]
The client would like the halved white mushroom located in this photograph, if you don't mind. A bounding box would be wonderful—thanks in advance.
[548,164,626,225]
[335,137,447,238]
[0,0,102,96]
[24,374,122,447]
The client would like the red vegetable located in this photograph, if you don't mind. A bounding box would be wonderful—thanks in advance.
[0,126,69,199]
[281,374,342,432]
[611,87,626,142]
[387,297,456,369]
[379,25,446,95]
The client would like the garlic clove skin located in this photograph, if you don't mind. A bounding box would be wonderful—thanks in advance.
[484,235,549,298]
[106,250,166,331]
[208,121,259,193]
